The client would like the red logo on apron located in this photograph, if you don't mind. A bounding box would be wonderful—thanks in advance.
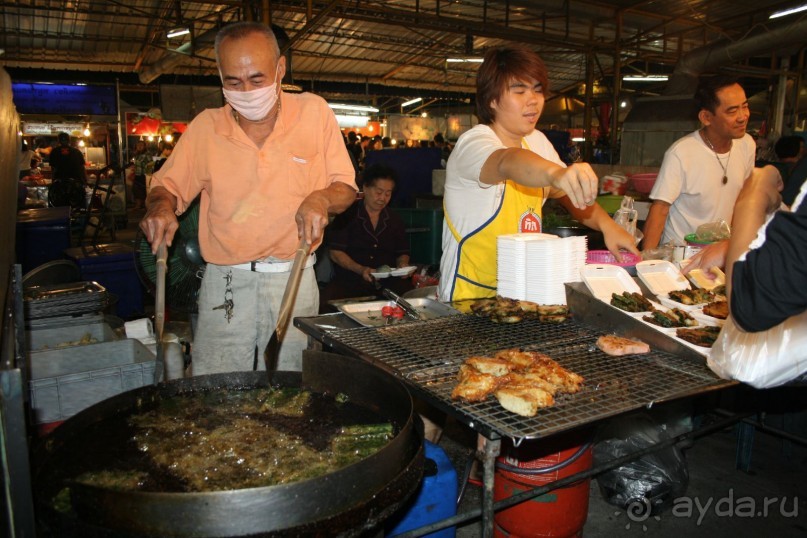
[519,210,542,233]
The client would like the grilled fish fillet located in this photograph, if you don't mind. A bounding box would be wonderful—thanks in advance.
[501,372,562,396]
[452,366,501,402]
[595,335,650,356]
[465,356,516,376]
[495,385,554,417]
[495,348,538,369]
[524,356,584,393]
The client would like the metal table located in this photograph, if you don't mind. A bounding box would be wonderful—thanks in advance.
[295,282,736,536]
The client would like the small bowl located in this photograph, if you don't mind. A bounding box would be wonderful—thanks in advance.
[630,173,658,194]
[586,250,642,276]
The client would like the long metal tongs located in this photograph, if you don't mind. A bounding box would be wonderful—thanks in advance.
[264,238,311,371]
[153,242,167,384]
[382,288,424,320]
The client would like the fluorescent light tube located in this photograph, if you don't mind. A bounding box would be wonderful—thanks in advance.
[401,97,422,107]
[328,103,379,113]
[167,28,190,39]
[770,4,807,18]
[622,75,669,82]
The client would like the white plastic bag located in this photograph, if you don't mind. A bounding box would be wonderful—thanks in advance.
[707,310,807,389]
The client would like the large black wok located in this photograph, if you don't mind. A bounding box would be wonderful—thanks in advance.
[32,350,424,538]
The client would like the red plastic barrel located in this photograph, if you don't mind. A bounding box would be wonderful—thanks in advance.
[494,432,593,538]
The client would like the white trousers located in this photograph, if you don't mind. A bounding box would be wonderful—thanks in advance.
[192,263,319,375]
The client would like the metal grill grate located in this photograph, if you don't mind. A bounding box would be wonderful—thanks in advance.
[322,315,732,441]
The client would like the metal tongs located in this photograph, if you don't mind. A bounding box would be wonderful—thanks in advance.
[382,288,423,321]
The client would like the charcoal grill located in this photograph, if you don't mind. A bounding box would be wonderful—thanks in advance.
[297,283,734,441]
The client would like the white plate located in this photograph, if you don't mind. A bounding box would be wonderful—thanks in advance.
[390,265,418,277]
[370,271,392,279]
[636,260,690,297]
[580,264,641,303]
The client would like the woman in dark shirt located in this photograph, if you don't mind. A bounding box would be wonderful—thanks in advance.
[321,164,413,311]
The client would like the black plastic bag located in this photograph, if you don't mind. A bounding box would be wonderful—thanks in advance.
[594,411,689,518]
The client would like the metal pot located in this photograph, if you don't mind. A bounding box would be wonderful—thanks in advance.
[32,350,424,538]
[544,226,606,250]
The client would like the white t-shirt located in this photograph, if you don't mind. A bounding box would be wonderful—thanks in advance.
[18,149,37,173]
[650,130,755,245]
[438,125,564,301]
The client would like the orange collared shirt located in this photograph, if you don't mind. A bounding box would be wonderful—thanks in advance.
[152,92,357,264]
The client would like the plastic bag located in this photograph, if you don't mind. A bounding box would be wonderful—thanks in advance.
[695,220,731,242]
[707,311,807,388]
[594,412,689,517]
[613,196,644,245]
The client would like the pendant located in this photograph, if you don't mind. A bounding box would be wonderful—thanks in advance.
[722,176,728,185]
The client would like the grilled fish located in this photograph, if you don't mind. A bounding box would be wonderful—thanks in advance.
[596,335,651,356]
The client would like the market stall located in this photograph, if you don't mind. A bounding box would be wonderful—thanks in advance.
[294,281,737,536]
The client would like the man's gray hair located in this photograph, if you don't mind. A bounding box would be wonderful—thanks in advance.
[214,21,280,63]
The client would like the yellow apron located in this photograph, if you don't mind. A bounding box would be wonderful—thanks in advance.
[444,177,549,301]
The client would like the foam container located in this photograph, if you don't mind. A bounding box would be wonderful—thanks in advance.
[580,264,641,303]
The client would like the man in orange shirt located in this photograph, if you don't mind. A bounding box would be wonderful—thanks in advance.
[140,22,357,375]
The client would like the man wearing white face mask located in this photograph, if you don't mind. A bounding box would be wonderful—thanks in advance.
[140,21,357,375]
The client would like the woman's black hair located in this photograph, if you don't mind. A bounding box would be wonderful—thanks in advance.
[360,163,397,189]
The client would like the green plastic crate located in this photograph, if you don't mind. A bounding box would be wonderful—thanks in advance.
[396,208,443,266]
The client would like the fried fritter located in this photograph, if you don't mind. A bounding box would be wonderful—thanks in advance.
[702,300,728,320]
[676,326,721,347]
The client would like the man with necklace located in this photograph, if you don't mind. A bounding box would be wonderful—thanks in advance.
[642,75,755,269]
[140,21,357,375]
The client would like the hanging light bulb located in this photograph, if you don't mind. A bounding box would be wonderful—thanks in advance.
[164,134,173,143]
[83,125,91,137]
[147,135,154,142]
[78,140,86,147]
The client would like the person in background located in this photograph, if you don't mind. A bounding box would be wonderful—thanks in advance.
[346,131,363,168]
[320,164,412,311]
[153,140,174,173]
[140,21,356,375]
[344,131,361,177]
[438,45,638,302]
[774,135,805,164]
[433,132,451,168]
[130,140,151,209]
[642,76,755,268]
[49,132,86,183]
[18,140,40,179]
[780,152,807,208]
[359,135,372,161]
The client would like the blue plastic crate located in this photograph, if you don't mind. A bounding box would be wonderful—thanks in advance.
[386,440,457,537]
[64,243,144,319]
[16,207,71,274]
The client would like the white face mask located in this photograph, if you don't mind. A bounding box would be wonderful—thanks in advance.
[222,64,281,121]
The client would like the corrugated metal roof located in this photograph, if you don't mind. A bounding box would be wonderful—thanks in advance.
[1,0,801,111]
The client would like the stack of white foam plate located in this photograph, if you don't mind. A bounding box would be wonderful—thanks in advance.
[497,233,586,304]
